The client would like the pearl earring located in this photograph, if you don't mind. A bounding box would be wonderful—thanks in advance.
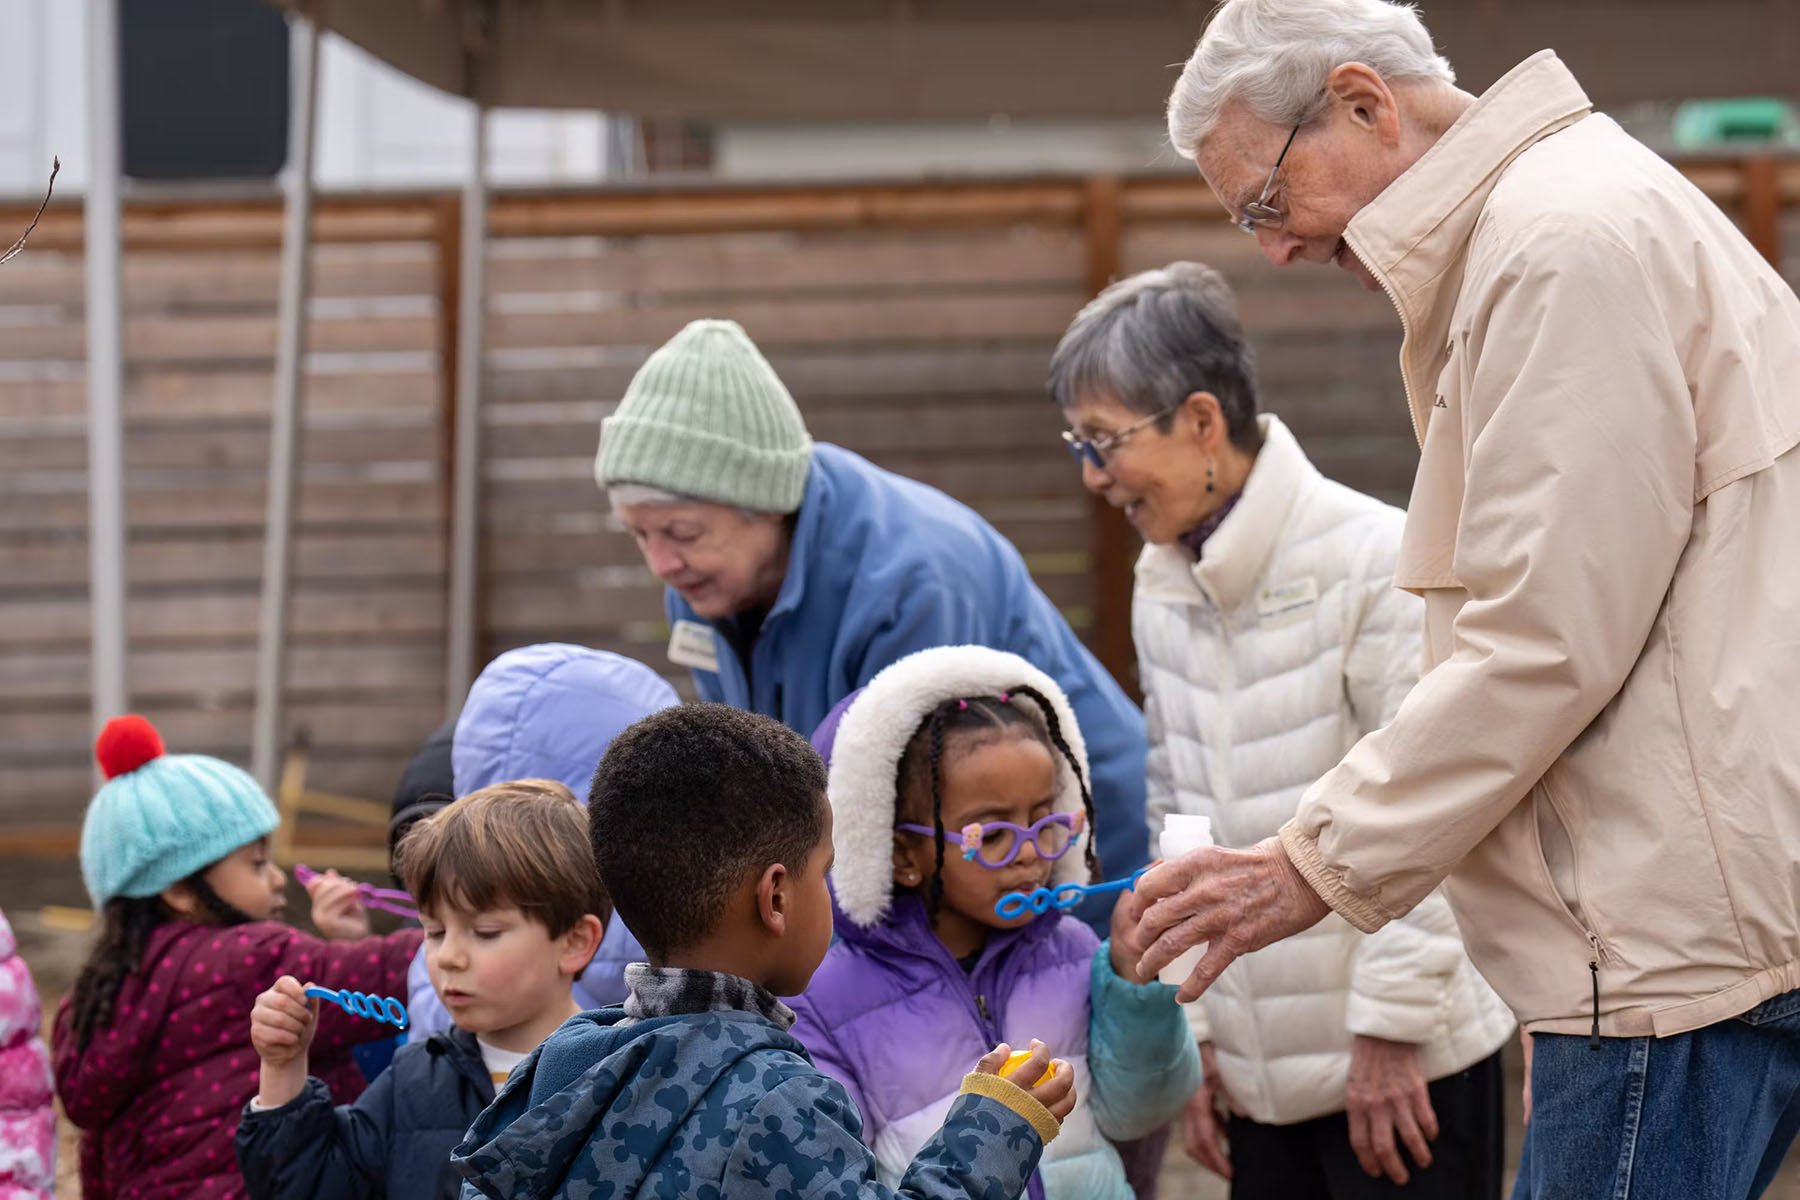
[1205,461,1216,494]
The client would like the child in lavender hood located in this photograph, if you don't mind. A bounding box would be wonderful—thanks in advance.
[791,646,1200,1200]
[406,645,678,1033]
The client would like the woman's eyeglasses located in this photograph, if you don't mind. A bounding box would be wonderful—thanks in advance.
[1061,404,1182,470]
[896,811,1084,869]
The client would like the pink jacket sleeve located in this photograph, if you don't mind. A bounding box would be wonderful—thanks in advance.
[0,910,56,1200]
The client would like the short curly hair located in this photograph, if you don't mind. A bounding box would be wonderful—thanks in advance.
[589,704,828,960]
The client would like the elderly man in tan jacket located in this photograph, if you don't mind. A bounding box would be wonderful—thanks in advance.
[1128,2,1800,1197]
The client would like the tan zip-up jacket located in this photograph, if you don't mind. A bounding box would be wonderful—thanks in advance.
[1279,51,1800,1038]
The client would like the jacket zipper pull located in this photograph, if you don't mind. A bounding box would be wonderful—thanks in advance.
[977,994,992,1021]
[1588,936,1601,1051]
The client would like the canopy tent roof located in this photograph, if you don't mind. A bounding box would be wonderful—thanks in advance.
[272,0,1800,121]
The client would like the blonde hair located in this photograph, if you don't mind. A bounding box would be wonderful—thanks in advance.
[396,778,607,935]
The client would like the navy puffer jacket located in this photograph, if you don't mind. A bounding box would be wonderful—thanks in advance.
[235,1026,496,1200]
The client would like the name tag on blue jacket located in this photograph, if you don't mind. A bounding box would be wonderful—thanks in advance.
[668,619,721,673]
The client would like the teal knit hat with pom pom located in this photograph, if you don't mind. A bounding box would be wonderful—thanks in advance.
[79,715,280,907]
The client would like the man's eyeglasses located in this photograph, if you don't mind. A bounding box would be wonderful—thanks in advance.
[1234,123,1301,234]
[1061,404,1182,470]
[896,811,1084,870]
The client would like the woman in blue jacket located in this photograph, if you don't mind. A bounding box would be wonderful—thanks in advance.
[596,319,1149,920]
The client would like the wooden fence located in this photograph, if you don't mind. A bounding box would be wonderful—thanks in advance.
[2,159,1797,835]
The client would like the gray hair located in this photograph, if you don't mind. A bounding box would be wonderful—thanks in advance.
[1167,0,1455,159]
[1048,262,1262,452]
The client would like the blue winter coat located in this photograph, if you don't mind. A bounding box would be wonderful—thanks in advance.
[451,1008,1046,1200]
[236,1026,495,1200]
[409,643,678,1035]
[669,444,1150,913]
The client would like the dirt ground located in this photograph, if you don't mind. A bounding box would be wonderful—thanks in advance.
[8,853,1797,1199]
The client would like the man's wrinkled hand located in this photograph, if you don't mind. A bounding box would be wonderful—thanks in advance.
[1124,835,1330,1002]
[1345,1035,1438,1185]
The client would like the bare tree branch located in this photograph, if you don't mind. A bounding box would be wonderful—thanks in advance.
[0,157,60,268]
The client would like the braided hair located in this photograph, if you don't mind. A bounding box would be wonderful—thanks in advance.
[895,688,1098,924]
[66,873,257,1050]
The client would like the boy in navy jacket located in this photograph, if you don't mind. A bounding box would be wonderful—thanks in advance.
[236,780,606,1200]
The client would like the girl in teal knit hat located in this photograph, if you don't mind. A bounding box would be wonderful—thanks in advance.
[53,715,423,1200]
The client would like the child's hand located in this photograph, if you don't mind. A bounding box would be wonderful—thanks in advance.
[250,976,318,1110]
[305,869,371,940]
[251,975,318,1069]
[975,1040,1077,1123]
[1109,881,1152,983]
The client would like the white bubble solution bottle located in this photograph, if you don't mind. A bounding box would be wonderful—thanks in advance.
[1155,813,1214,989]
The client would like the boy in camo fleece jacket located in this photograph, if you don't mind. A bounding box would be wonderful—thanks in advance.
[453,704,1074,1200]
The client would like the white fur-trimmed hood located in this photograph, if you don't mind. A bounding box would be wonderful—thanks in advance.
[824,645,1093,928]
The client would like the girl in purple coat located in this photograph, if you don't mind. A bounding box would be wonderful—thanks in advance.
[792,646,1199,1200]
[52,716,421,1200]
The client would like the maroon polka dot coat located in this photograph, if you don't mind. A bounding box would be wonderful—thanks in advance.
[52,920,423,1200]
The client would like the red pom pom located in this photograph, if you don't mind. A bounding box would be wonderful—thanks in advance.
[95,714,166,779]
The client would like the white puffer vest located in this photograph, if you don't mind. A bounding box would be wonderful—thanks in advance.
[1134,414,1513,1126]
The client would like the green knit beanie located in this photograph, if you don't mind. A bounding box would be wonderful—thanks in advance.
[595,319,814,514]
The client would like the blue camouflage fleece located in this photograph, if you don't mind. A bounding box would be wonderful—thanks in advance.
[452,995,1046,1199]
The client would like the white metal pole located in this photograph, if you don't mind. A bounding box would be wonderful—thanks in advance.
[445,104,488,712]
[251,15,320,790]
[83,0,127,730]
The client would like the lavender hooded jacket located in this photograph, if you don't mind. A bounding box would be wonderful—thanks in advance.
[407,644,678,1034]
[791,649,1199,1200]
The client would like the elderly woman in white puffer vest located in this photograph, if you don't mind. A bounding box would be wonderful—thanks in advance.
[1050,262,1513,1200]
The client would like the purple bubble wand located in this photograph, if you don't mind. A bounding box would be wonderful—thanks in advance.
[294,863,420,922]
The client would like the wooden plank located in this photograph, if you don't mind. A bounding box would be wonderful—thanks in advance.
[0,199,440,254]
[0,367,440,423]
[0,479,444,532]
[485,227,1084,297]
[487,290,1088,352]
[0,419,444,472]
[485,343,1059,408]
[483,566,1093,634]
[1744,158,1784,267]
[0,699,448,757]
[0,529,445,588]
[0,757,418,821]
[0,643,444,703]
[0,245,437,310]
[486,398,1074,461]
[0,312,437,364]
[488,182,1086,239]
[0,587,448,647]
[478,511,1088,574]
[483,455,1081,515]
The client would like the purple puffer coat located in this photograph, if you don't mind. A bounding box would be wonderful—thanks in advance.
[789,892,1198,1200]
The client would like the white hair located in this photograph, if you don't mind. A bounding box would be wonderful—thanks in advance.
[606,484,768,523]
[606,484,697,510]
[1167,0,1455,159]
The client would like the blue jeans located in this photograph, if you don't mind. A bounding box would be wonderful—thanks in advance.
[1513,988,1800,1199]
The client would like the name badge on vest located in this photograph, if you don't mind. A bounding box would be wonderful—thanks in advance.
[667,619,721,673]
[1258,577,1319,627]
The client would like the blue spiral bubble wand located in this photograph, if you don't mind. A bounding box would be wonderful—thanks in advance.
[995,866,1151,919]
[304,985,410,1031]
